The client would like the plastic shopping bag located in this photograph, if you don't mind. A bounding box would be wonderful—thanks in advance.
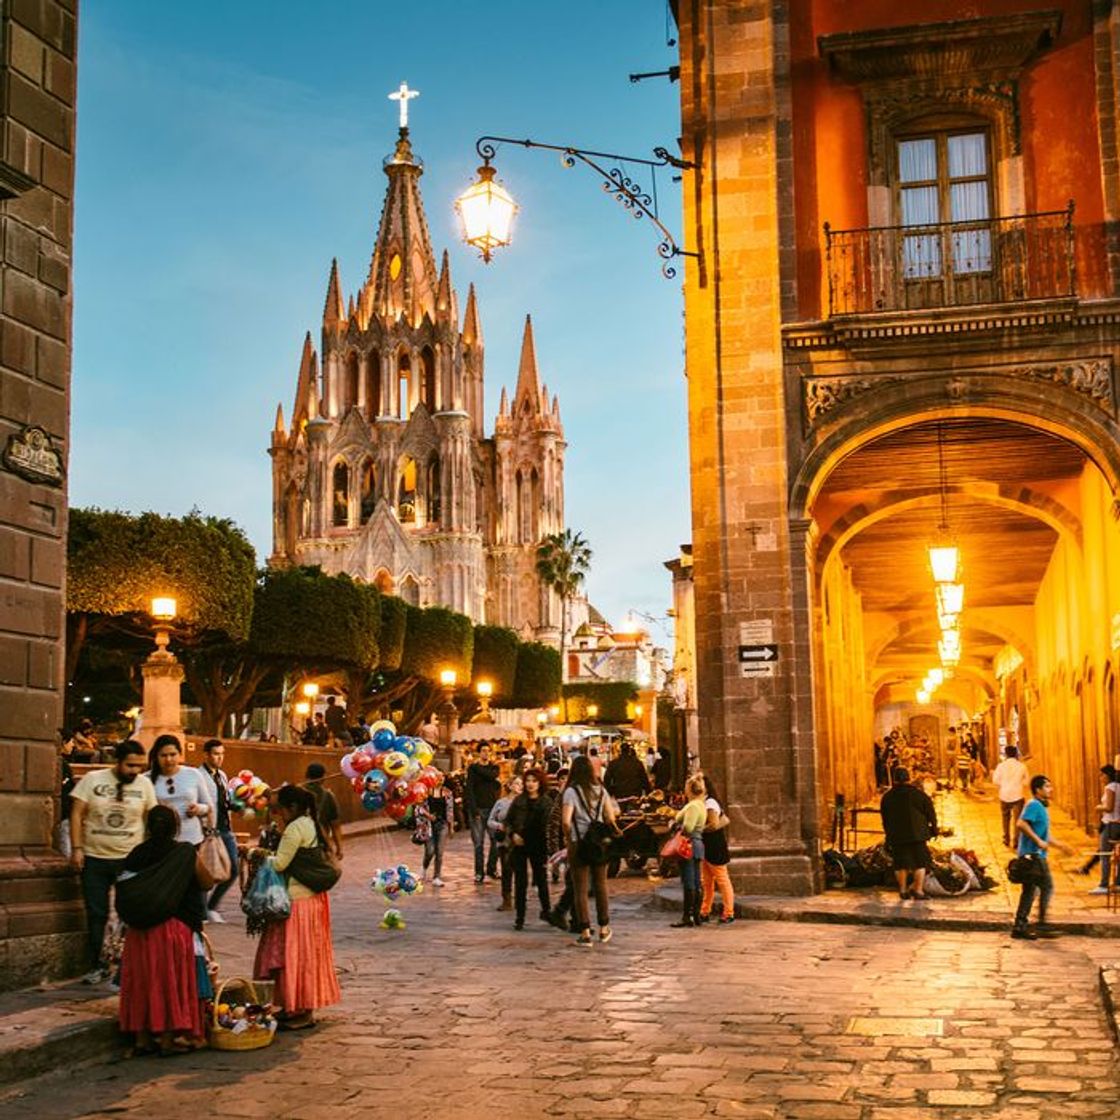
[241,861,291,936]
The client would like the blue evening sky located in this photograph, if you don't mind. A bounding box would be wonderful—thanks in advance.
[72,2,689,637]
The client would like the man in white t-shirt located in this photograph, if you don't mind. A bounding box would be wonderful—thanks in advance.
[70,739,157,982]
[991,745,1029,848]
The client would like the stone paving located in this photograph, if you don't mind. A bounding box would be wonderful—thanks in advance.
[3,819,1118,1120]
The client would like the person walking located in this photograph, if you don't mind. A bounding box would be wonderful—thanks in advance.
[252,785,341,1028]
[698,774,735,924]
[70,740,157,983]
[604,743,652,802]
[1089,766,1120,896]
[464,745,501,883]
[991,745,1029,849]
[148,735,214,847]
[562,755,620,946]
[420,774,455,886]
[945,726,960,789]
[1012,775,1074,939]
[879,766,938,900]
[487,776,522,912]
[115,806,214,1055]
[670,776,708,928]
[304,763,344,862]
[506,768,553,930]
[198,739,239,922]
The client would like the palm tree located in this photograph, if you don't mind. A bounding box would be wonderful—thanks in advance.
[536,529,592,722]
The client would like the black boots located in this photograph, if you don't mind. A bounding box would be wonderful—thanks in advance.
[671,888,696,927]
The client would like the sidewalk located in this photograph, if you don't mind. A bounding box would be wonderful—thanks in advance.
[655,783,1120,935]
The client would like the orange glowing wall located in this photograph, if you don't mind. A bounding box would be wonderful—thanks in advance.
[789,0,1108,318]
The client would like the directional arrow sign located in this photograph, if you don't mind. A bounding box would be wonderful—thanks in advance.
[738,644,778,662]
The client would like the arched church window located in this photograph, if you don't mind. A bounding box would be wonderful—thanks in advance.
[530,468,540,542]
[515,471,524,544]
[400,574,420,606]
[398,351,412,418]
[360,459,377,522]
[426,456,441,525]
[332,461,350,527]
[421,346,436,411]
[284,482,299,557]
[398,457,417,523]
[346,353,360,411]
[374,569,394,594]
[518,468,532,544]
[366,350,381,419]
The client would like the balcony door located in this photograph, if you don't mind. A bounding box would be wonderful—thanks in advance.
[896,129,993,308]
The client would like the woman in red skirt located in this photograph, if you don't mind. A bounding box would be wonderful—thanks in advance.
[252,785,341,1029]
[116,806,215,1055]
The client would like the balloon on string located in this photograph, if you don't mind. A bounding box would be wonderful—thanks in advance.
[371,727,396,750]
[382,751,409,778]
[385,799,409,822]
[414,741,434,767]
[370,720,395,736]
[351,752,374,775]
[364,769,388,794]
[392,735,412,755]
[340,753,359,780]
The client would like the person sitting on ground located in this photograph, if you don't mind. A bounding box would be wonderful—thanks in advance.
[115,805,215,1055]
[879,766,938,901]
[604,742,652,802]
[303,763,343,861]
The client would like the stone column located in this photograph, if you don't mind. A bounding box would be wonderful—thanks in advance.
[136,650,185,749]
[0,0,85,988]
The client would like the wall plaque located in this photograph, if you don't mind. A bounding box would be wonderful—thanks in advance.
[3,426,64,487]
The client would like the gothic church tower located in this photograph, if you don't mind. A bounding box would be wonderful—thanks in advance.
[268,119,565,638]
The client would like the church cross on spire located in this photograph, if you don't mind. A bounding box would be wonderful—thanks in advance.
[388,81,419,129]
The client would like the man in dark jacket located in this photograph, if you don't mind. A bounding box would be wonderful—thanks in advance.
[464,745,502,882]
[604,743,652,801]
[879,767,938,900]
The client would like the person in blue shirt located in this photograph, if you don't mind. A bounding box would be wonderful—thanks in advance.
[1012,775,1073,940]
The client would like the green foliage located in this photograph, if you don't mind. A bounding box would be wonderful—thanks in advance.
[249,566,380,670]
[512,642,561,708]
[562,680,639,724]
[535,529,592,605]
[67,507,255,640]
[401,605,474,682]
[471,625,520,700]
[378,596,408,672]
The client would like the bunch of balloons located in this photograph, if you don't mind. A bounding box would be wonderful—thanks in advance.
[379,908,405,930]
[341,720,441,822]
[227,769,271,818]
[370,864,422,904]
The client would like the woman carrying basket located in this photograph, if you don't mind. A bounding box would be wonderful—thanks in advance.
[251,785,341,1030]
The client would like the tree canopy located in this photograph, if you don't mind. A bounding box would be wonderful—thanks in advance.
[512,642,562,708]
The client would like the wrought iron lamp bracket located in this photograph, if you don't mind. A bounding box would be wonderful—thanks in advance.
[474,135,698,279]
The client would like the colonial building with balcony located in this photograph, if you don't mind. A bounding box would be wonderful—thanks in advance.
[675,2,1120,893]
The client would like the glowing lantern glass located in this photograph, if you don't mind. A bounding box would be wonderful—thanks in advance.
[151,596,177,621]
[455,164,518,262]
[928,544,959,584]
[936,582,965,617]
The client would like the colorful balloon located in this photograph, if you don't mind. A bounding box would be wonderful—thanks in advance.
[340,752,359,780]
[414,741,434,766]
[372,727,396,750]
[364,769,387,794]
[382,751,409,778]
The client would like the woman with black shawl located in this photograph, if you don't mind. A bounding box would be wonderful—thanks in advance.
[115,805,214,1055]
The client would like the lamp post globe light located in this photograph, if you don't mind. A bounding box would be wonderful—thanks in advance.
[139,594,185,748]
[439,668,461,769]
[455,162,518,262]
[476,678,493,721]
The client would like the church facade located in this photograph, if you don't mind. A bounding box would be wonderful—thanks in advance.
[268,124,565,639]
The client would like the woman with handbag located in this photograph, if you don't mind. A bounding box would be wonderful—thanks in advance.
[561,755,620,947]
[251,785,341,1030]
[506,768,553,930]
[670,776,709,928]
[148,735,214,848]
[115,806,215,1056]
[698,774,734,924]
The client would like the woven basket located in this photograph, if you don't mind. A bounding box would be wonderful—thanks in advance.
[208,977,276,1052]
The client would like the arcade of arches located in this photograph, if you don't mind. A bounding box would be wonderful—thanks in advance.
[809,416,1120,840]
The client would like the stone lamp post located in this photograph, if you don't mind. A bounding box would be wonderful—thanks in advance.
[439,668,461,770]
[138,596,185,748]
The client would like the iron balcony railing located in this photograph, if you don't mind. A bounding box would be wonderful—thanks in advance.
[824,204,1076,317]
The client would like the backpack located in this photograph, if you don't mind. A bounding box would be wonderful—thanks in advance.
[574,787,613,866]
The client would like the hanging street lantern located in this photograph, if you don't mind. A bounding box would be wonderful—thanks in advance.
[455,161,518,262]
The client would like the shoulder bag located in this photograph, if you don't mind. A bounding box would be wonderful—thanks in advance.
[287,844,342,893]
[199,829,232,880]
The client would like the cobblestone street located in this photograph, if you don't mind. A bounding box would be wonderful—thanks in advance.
[5,826,1119,1120]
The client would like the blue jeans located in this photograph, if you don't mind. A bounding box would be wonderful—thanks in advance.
[1014,857,1053,930]
[469,812,497,877]
[681,834,705,892]
[80,855,124,969]
[207,829,240,910]
[424,820,449,879]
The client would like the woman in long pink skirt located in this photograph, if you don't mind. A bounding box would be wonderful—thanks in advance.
[253,785,340,1029]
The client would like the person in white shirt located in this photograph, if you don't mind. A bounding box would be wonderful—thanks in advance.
[991,745,1029,848]
[148,734,214,847]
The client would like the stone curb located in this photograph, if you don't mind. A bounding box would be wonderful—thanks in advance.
[0,997,119,1090]
[650,884,1120,937]
[1100,966,1120,1044]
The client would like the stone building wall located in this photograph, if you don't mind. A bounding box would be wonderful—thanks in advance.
[0,0,84,988]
